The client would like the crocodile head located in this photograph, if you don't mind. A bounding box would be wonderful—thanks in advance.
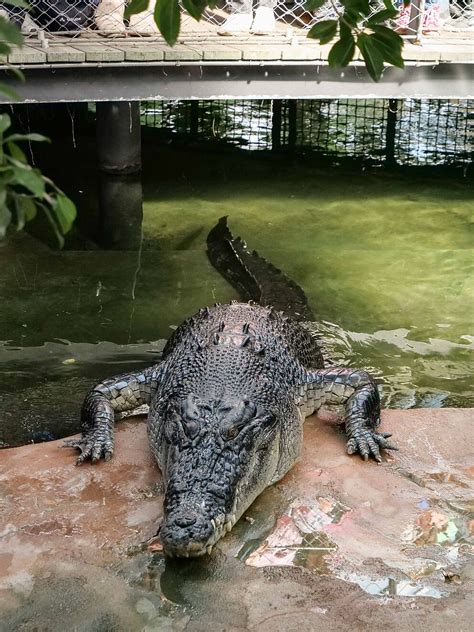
[158,394,279,557]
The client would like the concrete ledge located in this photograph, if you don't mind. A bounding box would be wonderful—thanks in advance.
[0,408,473,631]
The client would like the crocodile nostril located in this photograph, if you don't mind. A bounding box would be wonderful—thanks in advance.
[175,510,197,527]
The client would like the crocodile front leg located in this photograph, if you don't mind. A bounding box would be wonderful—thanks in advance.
[64,365,159,464]
[302,367,397,462]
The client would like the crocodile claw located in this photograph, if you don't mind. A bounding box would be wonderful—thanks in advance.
[346,429,398,463]
[62,434,114,465]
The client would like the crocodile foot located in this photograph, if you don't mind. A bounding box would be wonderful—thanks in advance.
[63,431,113,465]
[346,430,397,463]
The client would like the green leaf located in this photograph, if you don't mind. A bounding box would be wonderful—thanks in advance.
[154,0,181,46]
[124,0,150,19]
[341,9,361,27]
[367,8,399,25]
[343,0,370,15]
[53,194,76,234]
[0,169,14,187]
[0,16,24,46]
[328,34,356,68]
[7,141,27,163]
[0,83,21,101]
[0,114,11,134]
[182,0,208,21]
[12,166,46,197]
[308,19,338,45]
[0,195,12,238]
[5,132,50,143]
[14,195,37,231]
[305,0,327,11]
[39,202,64,248]
[6,65,25,83]
[2,1,30,8]
[370,25,404,69]
[357,32,385,81]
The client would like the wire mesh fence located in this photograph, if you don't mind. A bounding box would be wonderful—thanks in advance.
[140,98,473,166]
[0,0,471,40]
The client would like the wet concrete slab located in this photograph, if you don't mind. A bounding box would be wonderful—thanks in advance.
[0,408,473,632]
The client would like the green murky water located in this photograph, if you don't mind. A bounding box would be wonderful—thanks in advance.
[0,146,472,447]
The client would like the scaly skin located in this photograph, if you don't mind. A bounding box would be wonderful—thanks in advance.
[67,301,396,558]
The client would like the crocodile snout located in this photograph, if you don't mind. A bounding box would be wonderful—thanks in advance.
[160,508,217,558]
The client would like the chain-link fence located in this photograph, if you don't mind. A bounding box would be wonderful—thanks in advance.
[140,98,473,166]
[0,1,471,40]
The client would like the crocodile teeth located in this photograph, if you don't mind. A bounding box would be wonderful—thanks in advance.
[211,519,216,530]
[206,545,213,555]
[225,521,232,533]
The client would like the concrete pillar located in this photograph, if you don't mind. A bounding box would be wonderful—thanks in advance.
[96,101,142,175]
[96,101,143,249]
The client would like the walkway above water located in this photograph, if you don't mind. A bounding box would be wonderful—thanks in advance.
[1,408,472,631]
[0,28,472,102]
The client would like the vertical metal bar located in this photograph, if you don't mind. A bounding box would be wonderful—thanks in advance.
[409,0,426,43]
[385,98,399,167]
[287,99,297,150]
[190,100,199,138]
[271,99,282,150]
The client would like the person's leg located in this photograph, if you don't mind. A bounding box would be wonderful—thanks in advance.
[129,0,159,33]
[251,0,276,34]
[95,0,126,33]
[218,0,254,35]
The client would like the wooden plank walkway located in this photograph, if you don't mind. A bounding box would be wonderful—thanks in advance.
[0,18,471,102]
[2,32,473,66]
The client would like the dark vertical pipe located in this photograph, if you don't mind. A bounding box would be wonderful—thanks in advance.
[385,98,399,167]
[271,99,282,151]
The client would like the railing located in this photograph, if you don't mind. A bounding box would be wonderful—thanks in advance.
[0,0,472,43]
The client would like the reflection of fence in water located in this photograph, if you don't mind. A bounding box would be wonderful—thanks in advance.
[0,0,472,40]
[141,98,473,166]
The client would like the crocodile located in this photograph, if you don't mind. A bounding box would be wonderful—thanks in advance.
[66,217,396,558]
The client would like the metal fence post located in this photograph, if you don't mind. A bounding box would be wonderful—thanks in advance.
[287,100,297,150]
[271,99,282,150]
[409,0,426,43]
[385,98,399,167]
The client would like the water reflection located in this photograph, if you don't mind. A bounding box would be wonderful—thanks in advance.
[98,172,144,250]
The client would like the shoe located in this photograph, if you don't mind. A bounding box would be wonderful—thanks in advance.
[95,0,126,33]
[218,12,253,35]
[250,7,276,34]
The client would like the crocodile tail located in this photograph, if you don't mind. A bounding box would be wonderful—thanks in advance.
[207,217,314,321]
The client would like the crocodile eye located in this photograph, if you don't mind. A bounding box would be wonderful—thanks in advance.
[220,423,240,442]
[226,426,238,440]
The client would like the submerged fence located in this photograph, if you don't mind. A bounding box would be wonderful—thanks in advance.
[141,98,473,167]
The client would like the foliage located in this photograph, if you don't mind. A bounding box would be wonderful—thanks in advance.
[126,0,404,81]
[0,0,76,245]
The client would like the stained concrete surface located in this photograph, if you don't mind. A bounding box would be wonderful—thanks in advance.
[0,408,472,632]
